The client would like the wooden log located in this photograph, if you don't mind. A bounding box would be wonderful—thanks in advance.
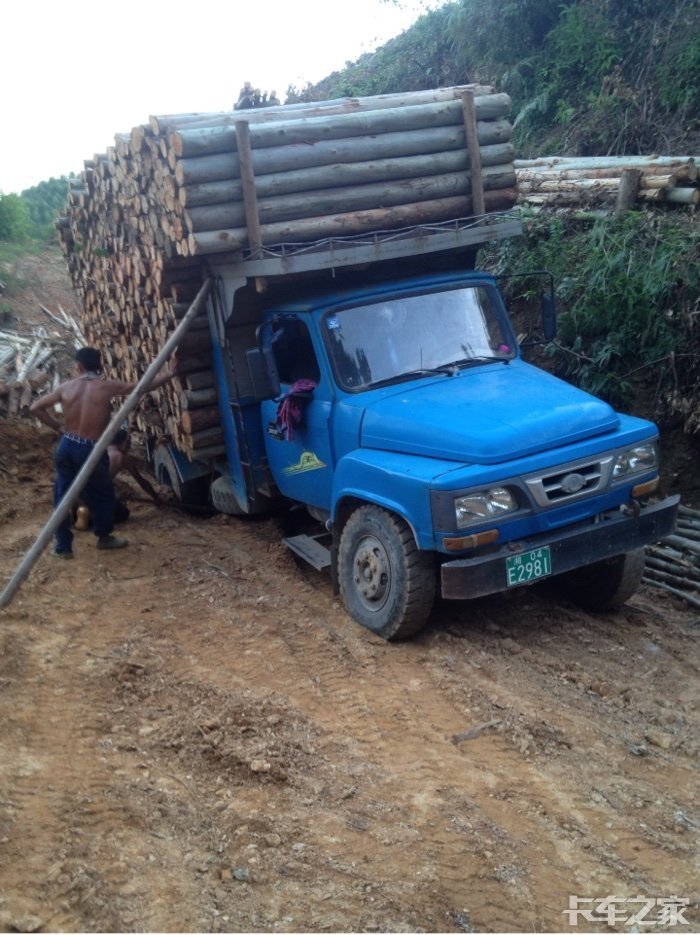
[178,329,213,354]
[517,191,616,206]
[19,382,34,416]
[180,386,218,409]
[180,406,220,434]
[514,155,697,173]
[151,85,496,135]
[175,353,214,375]
[639,187,700,205]
[642,576,700,610]
[187,188,518,255]
[187,427,224,447]
[646,555,700,583]
[171,96,512,158]
[614,167,642,215]
[174,120,512,186]
[184,167,516,233]
[518,178,621,193]
[180,143,518,208]
[184,370,215,390]
[516,166,685,182]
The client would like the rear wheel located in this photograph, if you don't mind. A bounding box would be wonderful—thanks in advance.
[154,445,210,510]
[553,548,646,611]
[338,505,436,640]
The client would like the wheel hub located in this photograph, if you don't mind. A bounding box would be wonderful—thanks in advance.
[353,535,390,608]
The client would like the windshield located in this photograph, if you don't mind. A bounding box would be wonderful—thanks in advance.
[324,285,514,391]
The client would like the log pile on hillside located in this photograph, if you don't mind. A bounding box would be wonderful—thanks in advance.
[56,86,518,459]
[0,305,84,418]
[516,156,699,211]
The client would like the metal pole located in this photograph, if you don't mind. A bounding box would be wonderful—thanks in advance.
[0,277,214,611]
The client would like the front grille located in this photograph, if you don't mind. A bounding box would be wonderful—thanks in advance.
[524,455,615,508]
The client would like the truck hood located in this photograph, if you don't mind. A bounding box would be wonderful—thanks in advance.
[359,362,620,464]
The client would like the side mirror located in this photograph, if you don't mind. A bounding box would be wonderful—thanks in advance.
[541,293,557,342]
[246,346,281,401]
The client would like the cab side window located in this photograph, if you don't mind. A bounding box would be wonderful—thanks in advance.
[272,320,321,384]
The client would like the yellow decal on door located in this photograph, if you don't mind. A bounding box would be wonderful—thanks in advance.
[282,450,327,476]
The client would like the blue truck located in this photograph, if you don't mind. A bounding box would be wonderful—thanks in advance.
[57,84,677,639]
[153,214,679,640]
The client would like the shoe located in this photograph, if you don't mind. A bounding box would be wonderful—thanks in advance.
[96,535,129,550]
[53,548,74,560]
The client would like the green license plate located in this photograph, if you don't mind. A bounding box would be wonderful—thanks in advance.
[506,546,552,587]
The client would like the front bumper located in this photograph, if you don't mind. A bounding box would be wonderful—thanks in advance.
[440,494,679,600]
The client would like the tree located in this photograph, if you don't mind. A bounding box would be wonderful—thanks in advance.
[0,193,30,242]
[21,176,72,240]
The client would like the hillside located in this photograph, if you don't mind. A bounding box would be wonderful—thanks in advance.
[290,0,700,159]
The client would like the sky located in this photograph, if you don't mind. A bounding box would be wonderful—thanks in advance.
[1,0,446,196]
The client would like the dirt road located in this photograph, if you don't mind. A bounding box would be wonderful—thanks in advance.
[0,251,698,933]
[0,414,698,933]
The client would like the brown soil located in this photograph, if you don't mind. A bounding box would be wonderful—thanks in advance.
[0,253,698,934]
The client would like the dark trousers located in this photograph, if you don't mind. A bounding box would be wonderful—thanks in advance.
[54,435,115,552]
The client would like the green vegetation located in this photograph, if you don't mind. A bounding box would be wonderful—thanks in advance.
[0,194,29,242]
[481,212,700,426]
[0,176,71,245]
[292,0,699,157]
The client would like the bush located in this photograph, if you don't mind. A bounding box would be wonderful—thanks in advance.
[0,194,30,242]
[480,212,700,422]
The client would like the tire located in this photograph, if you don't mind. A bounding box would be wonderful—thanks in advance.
[337,505,436,640]
[154,445,210,510]
[553,548,646,611]
[210,475,246,515]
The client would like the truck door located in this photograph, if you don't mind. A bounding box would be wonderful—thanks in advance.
[260,317,335,511]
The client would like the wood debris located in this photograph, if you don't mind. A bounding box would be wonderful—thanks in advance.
[0,304,85,418]
[515,156,699,211]
[644,504,700,611]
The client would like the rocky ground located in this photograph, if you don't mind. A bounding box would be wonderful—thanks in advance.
[0,250,698,933]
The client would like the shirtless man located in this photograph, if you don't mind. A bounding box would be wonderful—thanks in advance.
[30,346,175,559]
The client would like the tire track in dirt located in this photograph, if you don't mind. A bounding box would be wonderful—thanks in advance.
[2,479,699,931]
[153,522,700,931]
[0,540,235,932]
[154,549,609,930]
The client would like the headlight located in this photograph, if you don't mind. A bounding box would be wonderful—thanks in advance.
[455,487,517,529]
[612,444,658,480]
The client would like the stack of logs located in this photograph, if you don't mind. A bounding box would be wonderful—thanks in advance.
[515,155,699,210]
[644,504,700,612]
[56,85,518,460]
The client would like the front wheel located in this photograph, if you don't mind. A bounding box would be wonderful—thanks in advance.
[337,505,436,640]
[552,548,646,611]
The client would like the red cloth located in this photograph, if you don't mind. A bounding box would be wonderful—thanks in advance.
[275,379,317,439]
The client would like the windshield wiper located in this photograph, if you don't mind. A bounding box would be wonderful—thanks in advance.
[440,355,510,370]
[366,366,456,390]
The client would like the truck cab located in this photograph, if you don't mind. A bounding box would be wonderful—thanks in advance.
[159,252,678,640]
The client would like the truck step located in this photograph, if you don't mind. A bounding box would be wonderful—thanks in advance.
[283,534,332,571]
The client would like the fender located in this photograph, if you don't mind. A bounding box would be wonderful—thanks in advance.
[332,448,457,550]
